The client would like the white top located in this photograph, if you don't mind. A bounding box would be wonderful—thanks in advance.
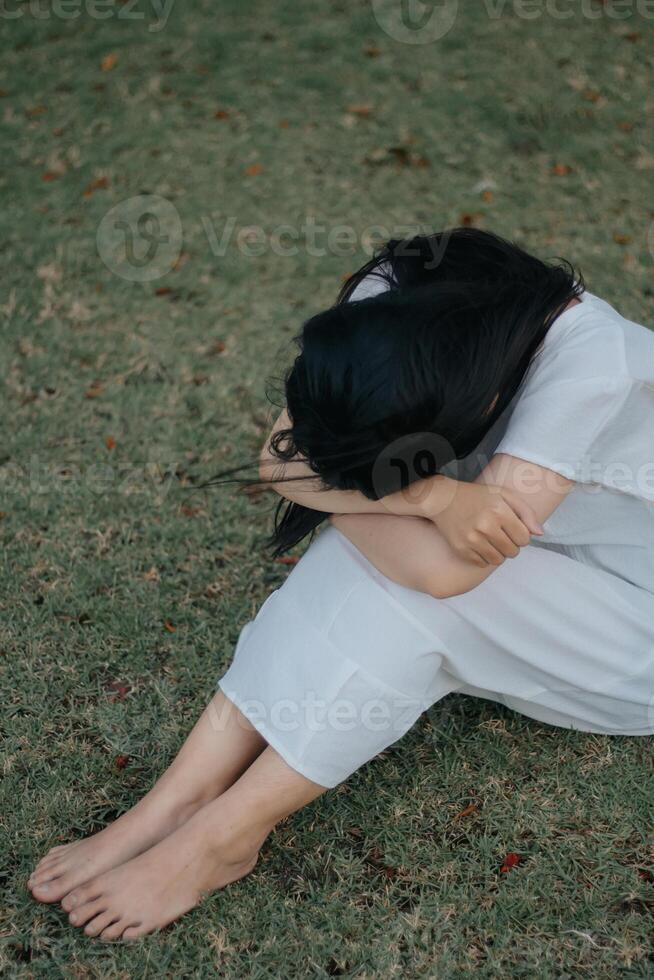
[348,275,654,593]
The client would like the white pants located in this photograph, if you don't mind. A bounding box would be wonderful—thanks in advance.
[218,526,654,787]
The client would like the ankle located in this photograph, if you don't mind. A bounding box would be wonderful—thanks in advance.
[141,782,211,824]
[201,811,271,866]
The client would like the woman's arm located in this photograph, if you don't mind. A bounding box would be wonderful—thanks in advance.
[331,512,493,598]
[258,408,454,518]
[333,454,573,599]
[259,411,543,562]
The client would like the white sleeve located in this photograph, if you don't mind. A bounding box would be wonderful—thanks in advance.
[347,262,394,302]
[495,374,654,502]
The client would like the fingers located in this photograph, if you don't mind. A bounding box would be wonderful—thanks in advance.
[492,529,521,558]
[472,515,520,562]
[506,496,545,536]
[468,536,506,566]
[465,549,490,567]
[500,510,533,549]
[465,519,525,565]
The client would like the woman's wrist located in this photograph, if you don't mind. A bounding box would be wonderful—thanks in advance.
[381,474,459,519]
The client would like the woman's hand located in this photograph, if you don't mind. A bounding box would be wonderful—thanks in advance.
[418,479,544,567]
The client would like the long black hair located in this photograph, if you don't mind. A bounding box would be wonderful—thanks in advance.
[267,228,583,554]
[201,228,583,555]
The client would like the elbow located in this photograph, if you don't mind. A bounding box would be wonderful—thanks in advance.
[421,573,479,601]
[411,570,450,600]
[423,581,452,600]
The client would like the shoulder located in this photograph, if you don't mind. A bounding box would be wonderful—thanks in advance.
[525,291,654,391]
[543,291,654,385]
[494,292,654,494]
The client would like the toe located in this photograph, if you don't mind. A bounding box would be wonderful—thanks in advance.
[30,860,64,886]
[33,846,68,872]
[83,911,116,938]
[30,873,71,903]
[62,882,104,913]
[100,919,128,942]
[121,923,145,941]
[69,898,107,928]
[31,859,60,878]
[61,891,77,912]
[34,855,57,872]
[40,844,69,863]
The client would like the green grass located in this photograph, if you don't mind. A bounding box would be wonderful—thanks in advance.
[1,0,653,975]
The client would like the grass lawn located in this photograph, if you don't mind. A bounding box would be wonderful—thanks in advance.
[1,0,653,975]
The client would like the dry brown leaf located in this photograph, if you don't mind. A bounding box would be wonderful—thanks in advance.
[83,176,109,199]
[84,382,104,399]
[452,803,479,821]
[346,104,374,117]
[101,53,118,72]
[181,504,202,517]
[460,212,484,227]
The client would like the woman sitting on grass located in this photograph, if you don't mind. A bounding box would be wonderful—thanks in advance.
[29,229,654,940]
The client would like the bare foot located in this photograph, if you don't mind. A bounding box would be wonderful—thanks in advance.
[29,690,267,904]
[60,800,263,940]
[28,789,203,904]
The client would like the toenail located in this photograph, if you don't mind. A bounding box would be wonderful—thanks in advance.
[70,913,77,923]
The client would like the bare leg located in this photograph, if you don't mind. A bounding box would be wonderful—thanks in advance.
[60,742,326,940]
[29,692,266,902]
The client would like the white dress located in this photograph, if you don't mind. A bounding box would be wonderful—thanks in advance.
[218,281,654,788]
